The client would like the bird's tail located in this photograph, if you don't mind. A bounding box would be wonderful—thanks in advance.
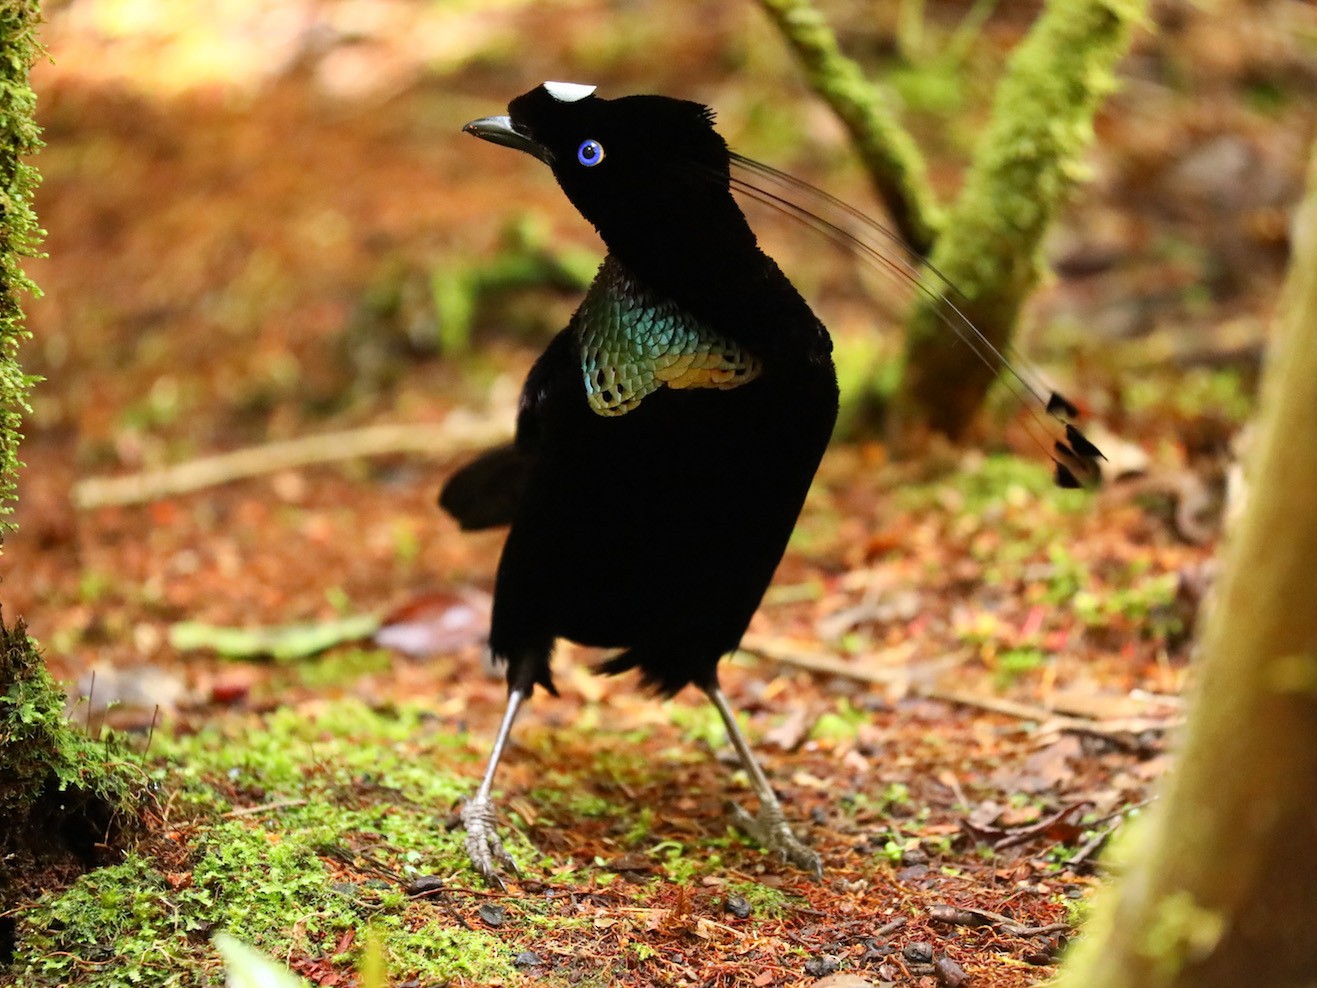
[596,646,716,697]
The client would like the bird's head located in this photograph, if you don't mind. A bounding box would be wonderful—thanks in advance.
[464,82,745,258]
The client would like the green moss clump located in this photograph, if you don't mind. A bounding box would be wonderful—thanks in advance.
[15,823,515,987]
[898,0,1147,438]
[722,880,801,920]
[0,612,139,850]
[12,700,521,986]
[896,453,1087,516]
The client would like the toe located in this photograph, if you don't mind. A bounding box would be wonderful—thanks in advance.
[727,802,822,878]
[461,797,518,889]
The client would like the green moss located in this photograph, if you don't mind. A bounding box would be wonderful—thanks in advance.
[1072,571,1180,636]
[0,0,46,536]
[668,701,732,751]
[652,840,722,884]
[757,0,945,253]
[898,0,1146,436]
[993,647,1049,688]
[10,700,523,987]
[722,880,801,920]
[15,824,516,988]
[432,212,598,353]
[831,331,898,439]
[293,647,394,689]
[1124,366,1255,424]
[1038,545,1091,604]
[809,697,868,742]
[0,614,139,826]
[1140,891,1226,980]
[528,783,622,821]
[622,806,658,847]
[898,453,1088,516]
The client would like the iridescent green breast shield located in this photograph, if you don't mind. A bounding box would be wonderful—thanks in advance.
[576,257,762,417]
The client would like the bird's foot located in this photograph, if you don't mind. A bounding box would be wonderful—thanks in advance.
[730,801,822,879]
[461,796,521,889]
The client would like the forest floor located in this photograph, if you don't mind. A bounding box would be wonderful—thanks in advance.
[3,1,1314,986]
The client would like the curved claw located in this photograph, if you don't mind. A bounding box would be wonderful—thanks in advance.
[730,801,823,880]
[461,796,521,889]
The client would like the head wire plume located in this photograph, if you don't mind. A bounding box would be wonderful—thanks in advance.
[720,152,1105,489]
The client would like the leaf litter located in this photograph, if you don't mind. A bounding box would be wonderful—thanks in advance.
[7,0,1315,984]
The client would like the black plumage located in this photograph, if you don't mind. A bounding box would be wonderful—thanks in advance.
[445,82,837,883]
[442,82,1100,886]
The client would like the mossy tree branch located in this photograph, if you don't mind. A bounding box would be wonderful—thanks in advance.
[896,0,1144,440]
[760,0,1144,441]
[0,0,45,544]
[1053,144,1317,988]
[755,0,943,255]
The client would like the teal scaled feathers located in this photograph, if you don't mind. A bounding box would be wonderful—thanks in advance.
[576,256,762,417]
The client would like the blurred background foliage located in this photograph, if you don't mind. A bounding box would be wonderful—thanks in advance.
[8,0,1315,610]
[21,0,1313,453]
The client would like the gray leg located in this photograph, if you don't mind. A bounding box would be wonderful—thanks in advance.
[704,684,822,879]
[461,688,527,888]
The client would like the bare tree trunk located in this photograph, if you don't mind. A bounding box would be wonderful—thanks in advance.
[1054,146,1317,988]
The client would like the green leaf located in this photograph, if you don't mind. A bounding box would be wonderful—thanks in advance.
[168,614,381,662]
[214,934,310,988]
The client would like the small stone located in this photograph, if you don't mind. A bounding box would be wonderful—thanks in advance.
[724,894,753,919]
[804,955,840,977]
[406,875,446,896]
[513,951,542,968]
[934,955,968,987]
[478,904,506,927]
[900,847,928,866]
[605,852,653,873]
[858,939,895,963]
[902,942,934,964]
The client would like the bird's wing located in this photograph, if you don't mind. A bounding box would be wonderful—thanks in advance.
[438,326,579,530]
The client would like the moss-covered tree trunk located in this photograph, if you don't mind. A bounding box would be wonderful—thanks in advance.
[0,0,44,543]
[759,0,1144,443]
[895,0,1143,441]
[756,0,943,255]
[0,0,138,948]
[1052,146,1317,988]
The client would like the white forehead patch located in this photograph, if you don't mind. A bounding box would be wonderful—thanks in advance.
[543,81,596,103]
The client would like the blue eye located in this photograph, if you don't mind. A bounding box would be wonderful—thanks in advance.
[576,139,604,167]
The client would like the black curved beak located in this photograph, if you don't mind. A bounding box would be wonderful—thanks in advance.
[463,115,553,165]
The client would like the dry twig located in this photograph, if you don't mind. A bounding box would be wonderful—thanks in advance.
[72,416,513,509]
[928,904,1070,938]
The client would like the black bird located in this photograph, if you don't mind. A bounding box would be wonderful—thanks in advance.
[443,82,1102,886]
